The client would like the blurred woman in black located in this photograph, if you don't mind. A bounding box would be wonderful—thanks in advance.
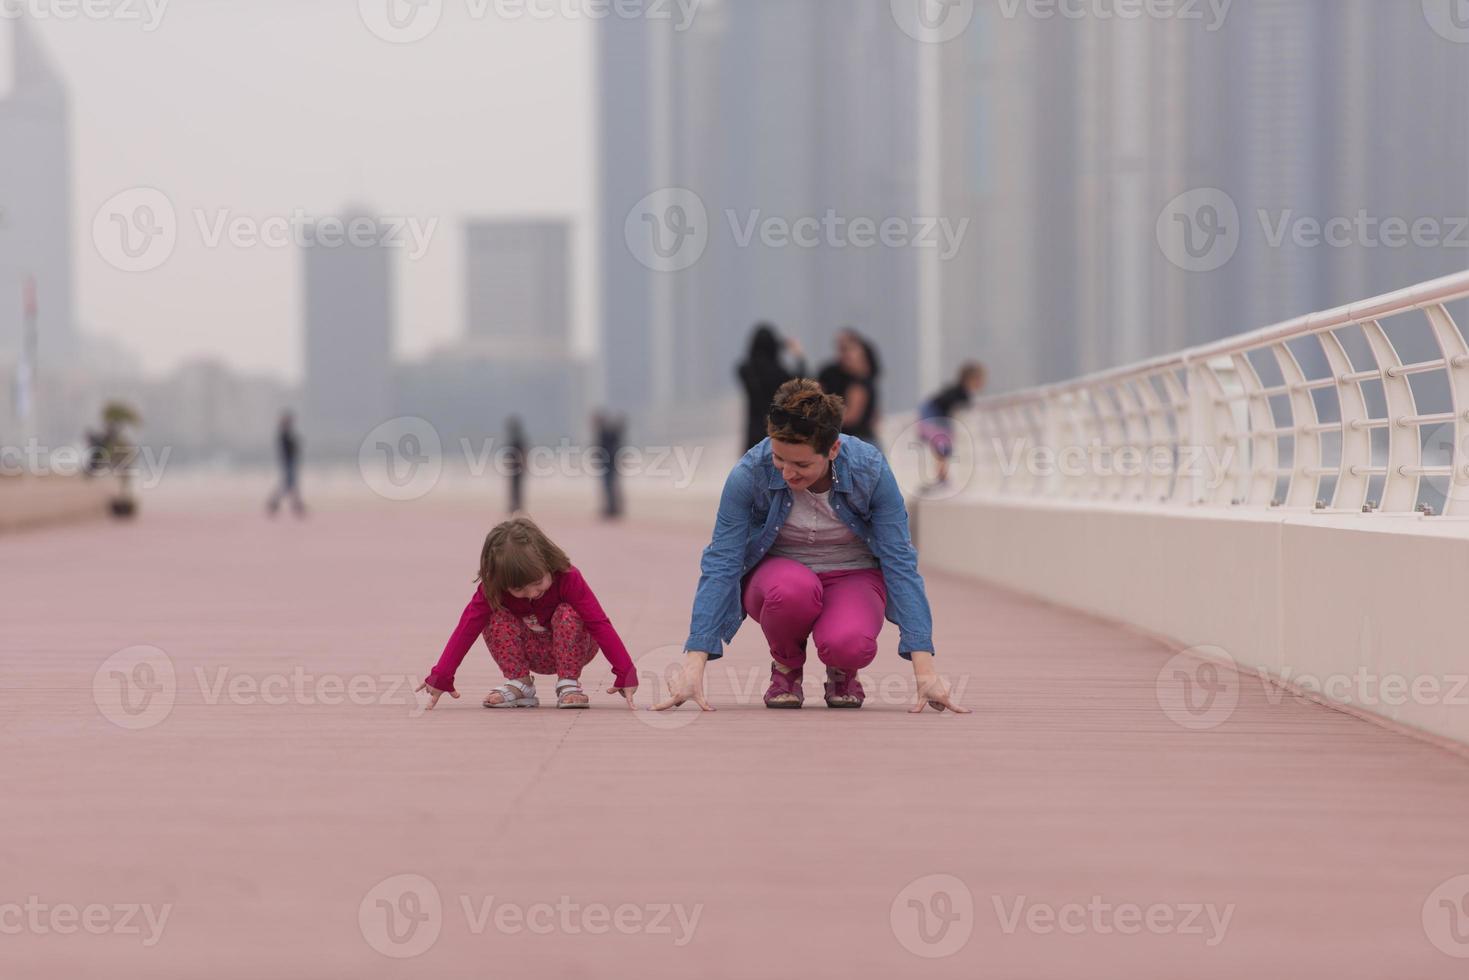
[736,323,807,452]
[817,328,882,447]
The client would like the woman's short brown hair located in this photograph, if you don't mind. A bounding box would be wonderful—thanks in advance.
[476,517,572,609]
[767,378,844,454]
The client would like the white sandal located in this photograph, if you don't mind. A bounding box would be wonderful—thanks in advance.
[555,677,590,709]
[483,678,538,708]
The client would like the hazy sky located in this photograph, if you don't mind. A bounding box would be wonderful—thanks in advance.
[13,0,594,381]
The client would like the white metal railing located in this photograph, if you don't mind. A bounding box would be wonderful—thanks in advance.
[968,270,1469,516]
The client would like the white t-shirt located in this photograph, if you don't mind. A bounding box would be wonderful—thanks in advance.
[766,488,880,573]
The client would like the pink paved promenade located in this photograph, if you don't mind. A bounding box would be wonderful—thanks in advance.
[5,501,1469,978]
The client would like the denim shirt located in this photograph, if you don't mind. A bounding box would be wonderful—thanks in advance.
[684,436,935,659]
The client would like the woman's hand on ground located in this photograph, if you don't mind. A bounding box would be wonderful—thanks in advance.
[415,681,459,711]
[908,653,972,715]
[651,652,715,712]
[606,680,638,709]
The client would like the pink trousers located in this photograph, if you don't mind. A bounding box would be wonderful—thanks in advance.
[741,556,887,672]
[482,604,598,680]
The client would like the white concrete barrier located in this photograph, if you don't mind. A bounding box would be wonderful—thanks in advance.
[916,495,1469,746]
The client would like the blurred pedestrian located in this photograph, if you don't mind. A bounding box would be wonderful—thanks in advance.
[266,411,306,518]
[592,410,627,520]
[917,362,987,491]
[736,322,806,452]
[817,327,882,447]
[505,416,528,515]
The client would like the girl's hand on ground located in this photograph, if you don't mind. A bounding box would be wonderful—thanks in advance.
[651,653,715,712]
[606,681,638,710]
[415,682,459,711]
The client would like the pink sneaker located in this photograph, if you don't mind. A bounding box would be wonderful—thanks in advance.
[763,663,804,708]
[823,668,865,708]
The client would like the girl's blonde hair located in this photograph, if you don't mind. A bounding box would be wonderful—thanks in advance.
[476,517,571,609]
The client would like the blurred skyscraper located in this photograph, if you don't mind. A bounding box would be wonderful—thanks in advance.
[0,19,75,365]
[599,0,922,439]
[395,217,587,447]
[938,0,1469,391]
[465,220,571,352]
[302,212,395,452]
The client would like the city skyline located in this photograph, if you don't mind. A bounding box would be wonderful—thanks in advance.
[5,3,1469,437]
[2,8,595,382]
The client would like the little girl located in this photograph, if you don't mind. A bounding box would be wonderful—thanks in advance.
[416,517,639,709]
[917,361,986,491]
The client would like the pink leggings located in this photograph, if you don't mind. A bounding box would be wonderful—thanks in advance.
[742,557,887,673]
[482,604,598,680]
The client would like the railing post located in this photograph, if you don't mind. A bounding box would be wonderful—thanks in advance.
[1271,343,1322,509]
[1361,319,1422,513]
[1160,371,1192,504]
[1231,353,1276,506]
[1183,361,1214,505]
[1093,388,1127,500]
[1423,304,1469,516]
[1318,329,1371,511]
[1131,374,1173,503]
